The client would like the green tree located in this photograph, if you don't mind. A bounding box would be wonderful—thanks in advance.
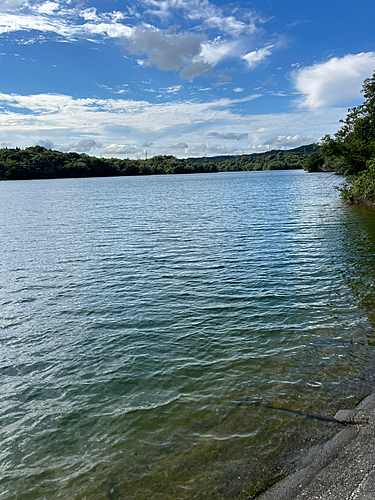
[320,71,375,175]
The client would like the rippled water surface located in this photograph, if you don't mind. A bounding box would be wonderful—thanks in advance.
[2,170,375,499]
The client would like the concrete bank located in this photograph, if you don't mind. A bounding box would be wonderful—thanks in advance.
[258,393,375,500]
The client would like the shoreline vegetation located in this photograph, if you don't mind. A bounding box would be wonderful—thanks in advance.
[0,144,314,181]
[303,71,375,206]
[2,71,374,205]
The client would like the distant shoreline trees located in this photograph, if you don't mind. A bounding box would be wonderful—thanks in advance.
[0,144,315,181]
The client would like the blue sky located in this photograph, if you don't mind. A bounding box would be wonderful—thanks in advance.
[0,0,374,158]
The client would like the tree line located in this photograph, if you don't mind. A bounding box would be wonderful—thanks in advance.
[303,71,375,204]
[0,144,315,181]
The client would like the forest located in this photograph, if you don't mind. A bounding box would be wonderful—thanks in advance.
[0,144,314,181]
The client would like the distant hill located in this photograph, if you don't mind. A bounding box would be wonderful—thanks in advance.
[186,144,318,172]
[187,144,317,164]
[0,144,318,180]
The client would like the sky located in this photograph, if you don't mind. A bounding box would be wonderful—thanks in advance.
[0,0,374,158]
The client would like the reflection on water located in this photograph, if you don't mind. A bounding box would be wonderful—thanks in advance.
[341,205,375,325]
[1,171,375,499]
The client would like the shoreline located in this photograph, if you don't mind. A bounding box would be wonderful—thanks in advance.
[257,392,375,499]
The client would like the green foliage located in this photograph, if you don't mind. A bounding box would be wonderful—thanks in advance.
[340,157,375,203]
[0,144,315,181]
[320,71,375,176]
[302,150,324,172]
[187,146,314,172]
[319,70,375,204]
[302,148,337,172]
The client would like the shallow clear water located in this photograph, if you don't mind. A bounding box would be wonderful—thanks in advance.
[1,170,375,499]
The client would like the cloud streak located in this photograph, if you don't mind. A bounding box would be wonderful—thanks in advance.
[208,132,248,140]
[0,0,278,79]
[0,89,345,157]
[140,0,259,36]
[0,91,261,135]
[242,45,273,69]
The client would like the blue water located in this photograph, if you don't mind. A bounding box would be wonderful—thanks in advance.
[1,170,375,499]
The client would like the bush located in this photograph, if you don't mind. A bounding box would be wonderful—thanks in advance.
[340,158,375,203]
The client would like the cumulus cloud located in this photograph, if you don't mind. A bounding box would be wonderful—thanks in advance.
[63,139,102,153]
[142,141,153,147]
[168,142,188,149]
[0,0,274,80]
[101,144,144,155]
[37,2,59,15]
[242,45,273,69]
[126,26,205,71]
[208,132,248,140]
[293,52,375,108]
[263,134,315,150]
[82,21,134,39]
[35,138,55,149]
[199,39,238,66]
[128,2,270,77]
[80,8,100,22]
[186,143,239,156]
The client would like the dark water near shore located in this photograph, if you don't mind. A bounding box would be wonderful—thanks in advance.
[1,170,375,499]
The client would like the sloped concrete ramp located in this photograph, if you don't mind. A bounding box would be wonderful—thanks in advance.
[258,394,375,500]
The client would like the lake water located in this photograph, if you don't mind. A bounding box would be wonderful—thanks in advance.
[1,170,375,499]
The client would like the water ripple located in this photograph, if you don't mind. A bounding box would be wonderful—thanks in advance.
[1,171,375,499]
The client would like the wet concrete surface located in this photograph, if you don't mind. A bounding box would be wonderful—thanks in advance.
[258,393,375,500]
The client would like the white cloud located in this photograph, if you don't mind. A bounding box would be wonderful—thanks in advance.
[293,52,375,109]
[199,39,238,66]
[206,14,257,37]
[168,142,188,149]
[35,138,55,149]
[0,0,26,12]
[0,10,134,40]
[164,85,182,94]
[83,22,134,39]
[186,143,240,156]
[101,144,144,155]
[37,2,59,15]
[0,13,67,37]
[63,139,102,153]
[233,87,244,93]
[0,1,277,80]
[208,132,248,140]
[0,91,259,134]
[0,91,345,158]
[80,8,100,22]
[263,134,315,150]
[126,25,205,72]
[0,12,124,40]
[242,45,273,69]
[141,0,258,37]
